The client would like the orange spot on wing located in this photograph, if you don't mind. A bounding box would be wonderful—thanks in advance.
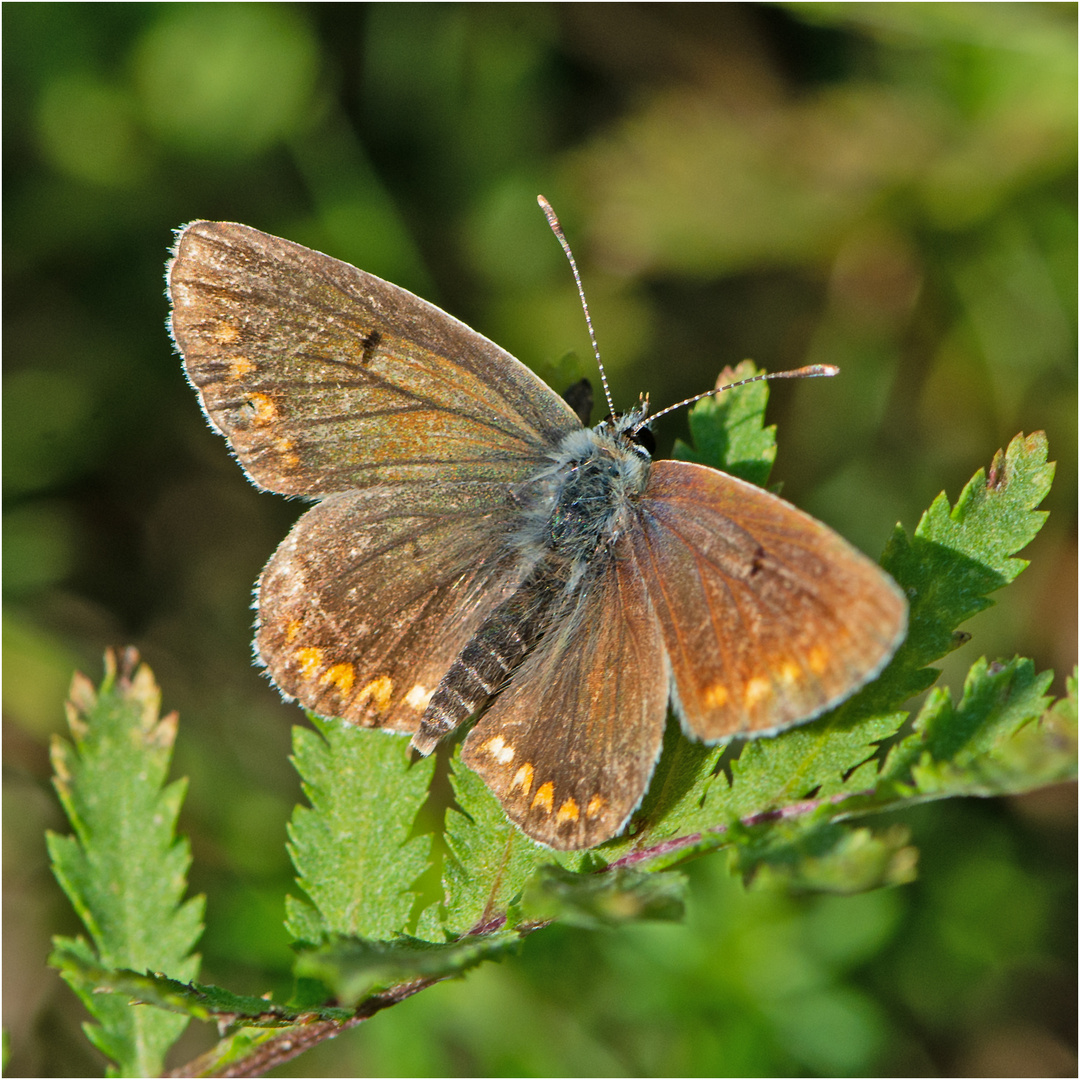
[213,322,240,344]
[703,683,729,709]
[357,675,393,712]
[807,646,830,675]
[320,663,355,695]
[274,435,299,468]
[778,660,802,683]
[295,647,323,680]
[531,782,554,814]
[246,392,277,425]
[556,798,580,824]
[743,676,772,709]
[285,619,303,644]
[510,763,534,793]
[228,356,256,379]
[586,795,606,819]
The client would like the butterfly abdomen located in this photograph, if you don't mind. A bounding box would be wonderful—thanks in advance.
[412,558,566,754]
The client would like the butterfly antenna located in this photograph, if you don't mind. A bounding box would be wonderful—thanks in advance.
[538,195,616,418]
[636,364,840,433]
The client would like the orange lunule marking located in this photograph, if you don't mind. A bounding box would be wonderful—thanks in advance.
[246,392,277,424]
[213,321,240,344]
[531,782,554,813]
[807,646,830,675]
[320,663,355,695]
[482,735,515,764]
[556,798,580,824]
[285,619,303,644]
[703,683,729,709]
[274,435,300,468]
[357,675,394,712]
[743,676,772,708]
[228,356,256,379]
[510,763,534,793]
[295,647,323,680]
[586,795,606,818]
[778,660,802,683]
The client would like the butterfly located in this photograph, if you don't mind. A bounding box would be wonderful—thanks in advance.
[167,207,907,850]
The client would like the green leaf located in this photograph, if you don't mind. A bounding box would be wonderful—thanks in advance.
[672,359,778,486]
[518,864,687,928]
[286,718,436,941]
[294,931,521,1006]
[432,749,551,937]
[872,658,1073,803]
[877,430,1055,704]
[48,940,352,1028]
[46,648,203,1078]
[728,818,919,894]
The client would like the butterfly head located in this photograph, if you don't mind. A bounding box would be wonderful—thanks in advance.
[592,396,656,459]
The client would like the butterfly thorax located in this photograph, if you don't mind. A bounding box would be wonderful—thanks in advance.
[547,426,651,550]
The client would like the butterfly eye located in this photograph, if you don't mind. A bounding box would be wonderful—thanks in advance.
[630,426,656,456]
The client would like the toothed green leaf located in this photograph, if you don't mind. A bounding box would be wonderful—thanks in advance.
[286,719,436,942]
[294,931,521,1006]
[47,650,203,1078]
[673,359,778,486]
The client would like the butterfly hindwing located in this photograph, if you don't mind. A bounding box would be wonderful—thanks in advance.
[462,542,669,849]
[257,483,530,732]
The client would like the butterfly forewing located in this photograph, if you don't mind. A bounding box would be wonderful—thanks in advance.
[462,545,669,849]
[631,460,907,740]
[168,221,579,496]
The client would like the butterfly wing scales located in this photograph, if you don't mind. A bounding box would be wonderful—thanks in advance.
[169,220,588,735]
[462,544,669,849]
[168,221,579,496]
[631,460,906,740]
[257,484,529,732]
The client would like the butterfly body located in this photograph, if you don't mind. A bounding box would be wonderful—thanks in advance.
[168,220,907,850]
[415,410,653,754]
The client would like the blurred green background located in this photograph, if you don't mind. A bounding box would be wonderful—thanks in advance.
[4,4,1075,1076]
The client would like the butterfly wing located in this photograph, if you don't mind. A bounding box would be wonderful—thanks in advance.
[168,221,579,496]
[257,483,529,732]
[630,459,907,740]
[462,544,669,849]
[169,221,583,730]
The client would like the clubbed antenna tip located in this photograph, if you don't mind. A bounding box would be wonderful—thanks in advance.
[636,364,840,432]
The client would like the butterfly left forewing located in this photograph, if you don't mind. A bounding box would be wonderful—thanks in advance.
[631,460,906,741]
[462,544,669,849]
[168,221,579,497]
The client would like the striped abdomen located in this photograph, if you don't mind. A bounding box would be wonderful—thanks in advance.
[411,557,568,754]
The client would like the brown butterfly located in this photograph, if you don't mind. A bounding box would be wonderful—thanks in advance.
[167,209,906,850]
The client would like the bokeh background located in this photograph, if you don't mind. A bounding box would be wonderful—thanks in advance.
[4,4,1076,1076]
